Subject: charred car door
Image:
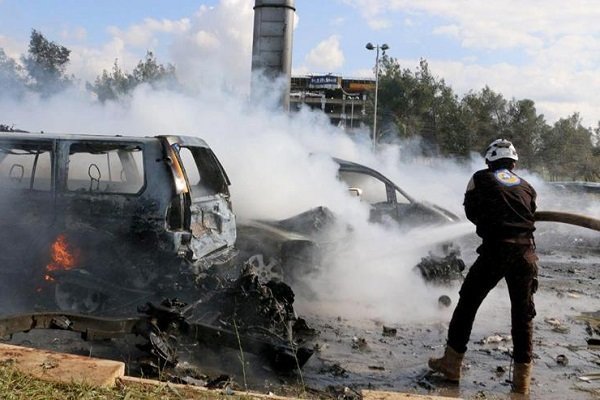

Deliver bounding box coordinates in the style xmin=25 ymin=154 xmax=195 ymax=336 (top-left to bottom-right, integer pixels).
xmin=55 ymin=140 xmax=157 ymax=281
xmin=0 ymin=138 xmax=56 ymax=288
xmin=58 ymin=139 xmax=147 ymax=232
xmin=162 ymin=136 xmax=236 ymax=266
xmin=337 ymin=168 xmax=400 ymax=223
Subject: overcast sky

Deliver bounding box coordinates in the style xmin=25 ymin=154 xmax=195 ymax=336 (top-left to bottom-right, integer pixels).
xmin=1 ymin=0 xmax=600 ymax=127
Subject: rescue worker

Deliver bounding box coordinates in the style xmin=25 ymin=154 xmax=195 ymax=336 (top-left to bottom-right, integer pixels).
xmin=428 ymin=139 xmax=538 ymax=395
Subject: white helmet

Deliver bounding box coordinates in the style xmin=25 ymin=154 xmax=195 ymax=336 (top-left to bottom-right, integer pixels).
xmin=485 ymin=139 xmax=518 ymax=162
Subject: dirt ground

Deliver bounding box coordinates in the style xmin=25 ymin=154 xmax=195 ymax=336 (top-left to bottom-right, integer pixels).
xmin=290 ymin=227 xmax=600 ymax=399
xmin=2 ymin=225 xmax=599 ymax=399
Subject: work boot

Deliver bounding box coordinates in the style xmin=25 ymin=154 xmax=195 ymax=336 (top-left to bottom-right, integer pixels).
xmin=428 ymin=346 xmax=464 ymax=382
xmin=512 ymin=362 xmax=532 ymax=394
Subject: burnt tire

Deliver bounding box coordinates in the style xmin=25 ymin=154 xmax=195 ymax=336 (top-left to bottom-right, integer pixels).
xmin=54 ymin=282 xmax=106 ymax=314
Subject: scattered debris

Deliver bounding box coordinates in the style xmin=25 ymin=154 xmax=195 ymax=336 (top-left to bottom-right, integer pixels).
xmin=544 ymin=317 xmax=562 ymax=327
xmin=544 ymin=317 xmax=570 ymax=333
xmin=39 ymin=358 xmax=59 ymax=370
xmin=495 ymin=365 xmax=506 ymax=376
xmin=324 ymin=385 xmax=361 ymax=400
xmin=478 ymin=334 xmax=512 ymax=345
xmin=576 ymin=311 xmax=600 ymax=336
xmin=416 ymin=374 xmax=436 ymax=391
xmin=351 ymin=337 xmax=368 ymax=351
xmin=587 ymin=338 xmax=600 ymax=348
xmin=382 ymin=326 xmax=397 ymax=337
xmin=481 ymin=335 xmax=504 ymax=344
xmin=205 ymin=374 xmax=233 ymax=390
xmin=320 ymin=363 xmax=348 ymax=377
xmin=178 ymin=375 xmax=208 ymax=387
xmin=553 ymin=325 xmax=571 ymax=334
xmin=438 ymin=295 xmax=452 ymax=308
xmin=0 ymin=267 xmax=315 ymax=377
xmin=293 ymin=317 xmax=318 ymax=337
xmin=414 ymin=243 xmax=465 ymax=284
xmin=578 ymin=372 xmax=600 ymax=382
xmin=313 ymin=342 xmax=329 ymax=352
xmin=556 ymin=354 xmax=569 ymax=366
xmin=195 ymin=264 xmax=298 ymax=340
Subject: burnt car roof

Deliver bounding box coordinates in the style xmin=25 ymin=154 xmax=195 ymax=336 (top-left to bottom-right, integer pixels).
xmin=0 ymin=131 xmax=210 ymax=148
xmin=332 ymin=157 xmax=416 ymax=203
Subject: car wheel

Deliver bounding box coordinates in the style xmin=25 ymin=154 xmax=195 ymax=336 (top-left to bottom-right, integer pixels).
xmin=55 ymin=282 xmax=105 ymax=314
xmin=246 ymin=254 xmax=284 ymax=283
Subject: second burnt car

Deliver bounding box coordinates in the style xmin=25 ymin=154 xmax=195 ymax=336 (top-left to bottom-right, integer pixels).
xmin=0 ymin=131 xmax=236 ymax=314
xmin=334 ymin=157 xmax=459 ymax=226
xmin=235 ymin=157 xmax=461 ymax=285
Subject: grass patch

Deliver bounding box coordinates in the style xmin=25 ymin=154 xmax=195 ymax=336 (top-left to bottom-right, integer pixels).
xmin=0 ymin=361 xmax=256 ymax=400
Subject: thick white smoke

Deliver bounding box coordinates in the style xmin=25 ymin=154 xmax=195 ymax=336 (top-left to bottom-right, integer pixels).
xmin=1 ymin=74 xmax=481 ymax=323
xmin=2 ymin=0 xmax=596 ymax=326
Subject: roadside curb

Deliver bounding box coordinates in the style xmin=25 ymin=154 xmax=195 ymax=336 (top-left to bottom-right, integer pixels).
xmin=0 ymin=342 xmax=124 ymax=387
xmin=1 ymin=343 xmax=461 ymax=399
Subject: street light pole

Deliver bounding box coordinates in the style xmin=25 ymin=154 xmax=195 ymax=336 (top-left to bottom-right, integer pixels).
xmin=366 ymin=42 xmax=389 ymax=148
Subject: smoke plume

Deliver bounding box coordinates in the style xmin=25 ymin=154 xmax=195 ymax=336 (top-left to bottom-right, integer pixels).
xmin=1 ymin=0 xmax=597 ymax=325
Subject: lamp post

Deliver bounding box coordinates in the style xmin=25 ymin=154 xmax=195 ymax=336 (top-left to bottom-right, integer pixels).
xmin=366 ymin=42 xmax=389 ymax=148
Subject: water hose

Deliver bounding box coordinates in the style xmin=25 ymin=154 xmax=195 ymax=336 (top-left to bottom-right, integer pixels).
xmin=535 ymin=211 xmax=600 ymax=232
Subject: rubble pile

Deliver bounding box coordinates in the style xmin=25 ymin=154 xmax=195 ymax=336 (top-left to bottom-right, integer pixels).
xmin=414 ymin=244 xmax=466 ymax=284
xmin=195 ymin=264 xmax=297 ymax=340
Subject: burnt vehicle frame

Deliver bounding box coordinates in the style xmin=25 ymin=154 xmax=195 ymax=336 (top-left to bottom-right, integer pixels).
xmin=236 ymin=158 xmax=462 ymax=286
xmin=0 ymin=131 xmax=236 ymax=314
xmin=333 ymin=157 xmax=459 ymax=226
xmin=0 ymin=300 xmax=313 ymax=374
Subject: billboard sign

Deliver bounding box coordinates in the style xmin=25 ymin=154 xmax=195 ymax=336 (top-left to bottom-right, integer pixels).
xmin=308 ymin=75 xmax=341 ymax=89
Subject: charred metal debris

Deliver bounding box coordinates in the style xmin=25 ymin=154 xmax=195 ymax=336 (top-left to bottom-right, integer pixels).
xmin=0 ymin=265 xmax=314 ymax=374
xmin=414 ymin=243 xmax=466 ymax=284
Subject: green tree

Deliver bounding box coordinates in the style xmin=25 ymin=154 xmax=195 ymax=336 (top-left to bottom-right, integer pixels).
xmin=86 ymin=59 xmax=134 ymax=102
xmin=539 ymin=114 xmax=597 ymax=180
xmin=21 ymin=30 xmax=72 ymax=95
xmin=87 ymin=51 xmax=177 ymax=102
xmin=504 ymin=99 xmax=547 ymax=169
xmin=131 ymin=51 xmax=176 ymax=85
xmin=459 ymin=87 xmax=509 ymax=153
xmin=374 ymin=56 xmax=598 ymax=178
xmin=376 ymin=57 xmax=462 ymax=156
xmin=0 ymin=48 xmax=26 ymax=98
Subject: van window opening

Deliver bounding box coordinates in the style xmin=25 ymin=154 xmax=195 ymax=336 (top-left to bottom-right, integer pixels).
xmin=176 ymin=146 xmax=227 ymax=198
xmin=67 ymin=143 xmax=144 ymax=194
xmin=0 ymin=143 xmax=53 ymax=191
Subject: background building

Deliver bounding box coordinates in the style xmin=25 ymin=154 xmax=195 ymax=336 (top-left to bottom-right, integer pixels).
xmin=290 ymin=75 xmax=375 ymax=130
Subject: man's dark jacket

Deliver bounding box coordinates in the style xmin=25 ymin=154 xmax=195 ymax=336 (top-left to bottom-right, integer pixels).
xmin=464 ymin=168 xmax=537 ymax=242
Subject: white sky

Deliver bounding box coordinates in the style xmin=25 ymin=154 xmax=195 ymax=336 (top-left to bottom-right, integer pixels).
xmin=1 ymin=0 xmax=600 ymax=126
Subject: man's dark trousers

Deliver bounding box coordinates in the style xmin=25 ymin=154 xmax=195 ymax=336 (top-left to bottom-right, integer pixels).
xmin=447 ymin=242 xmax=538 ymax=363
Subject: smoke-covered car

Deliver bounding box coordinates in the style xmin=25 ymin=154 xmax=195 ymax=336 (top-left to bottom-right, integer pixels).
xmin=236 ymin=158 xmax=461 ymax=285
xmin=334 ymin=157 xmax=459 ymax=225
xmin=0 ymin=131 xmax=236 ymax=314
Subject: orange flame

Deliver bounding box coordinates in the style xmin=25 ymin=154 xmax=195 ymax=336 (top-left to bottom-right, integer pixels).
xmin=46 ymin=234 xmax=79 ymax=278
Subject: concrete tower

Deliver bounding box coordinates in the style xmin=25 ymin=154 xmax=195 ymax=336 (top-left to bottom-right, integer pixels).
xmin=251 ymin=0 xmax=296 ymax=111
